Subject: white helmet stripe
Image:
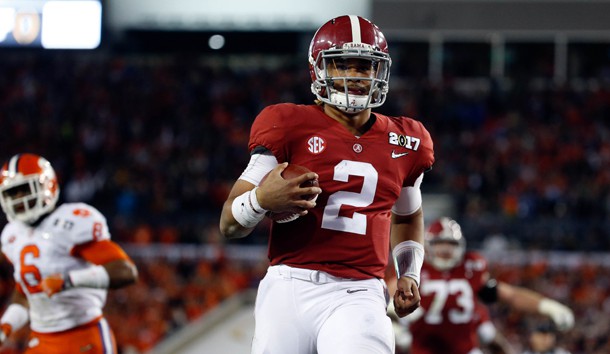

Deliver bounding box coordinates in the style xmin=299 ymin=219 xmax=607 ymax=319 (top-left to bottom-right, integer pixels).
xmin=8 ymin=154 xmax=20 ymax=177
xmin=348 ymin=15 xmax=361 ymax=43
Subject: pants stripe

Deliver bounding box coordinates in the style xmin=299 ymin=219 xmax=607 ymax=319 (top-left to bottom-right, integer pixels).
xmin=97 ymin=318 xmax=114 ymax=354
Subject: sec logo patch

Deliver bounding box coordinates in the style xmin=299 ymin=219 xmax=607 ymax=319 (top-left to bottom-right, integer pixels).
xmin=307 ymin=136 xmax=326 ymax=154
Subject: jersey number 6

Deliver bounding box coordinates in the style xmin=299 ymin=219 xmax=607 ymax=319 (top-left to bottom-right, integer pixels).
xmin=20 ymin=245 xmax=42 ymax=294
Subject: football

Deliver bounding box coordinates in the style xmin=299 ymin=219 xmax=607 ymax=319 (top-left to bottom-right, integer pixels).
xmin=261 ymin=164 xmax=319 ymax=223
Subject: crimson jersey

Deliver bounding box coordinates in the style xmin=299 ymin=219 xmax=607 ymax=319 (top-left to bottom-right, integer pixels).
xmin=474 ymin=301 xmax=491 ymax=328
xmin=409 ymin=252 xmax=489 ymax=354
xmin=249 ymin=103 xmax=434 ymax=279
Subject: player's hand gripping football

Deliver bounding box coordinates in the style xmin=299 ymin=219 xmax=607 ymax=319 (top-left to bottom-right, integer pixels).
xmin=41 ymin=274 xmax=68 ymax=297
xmin=393 ymin=276 xmax=421 ymax=318
xmin=257 ymin=163 xmax=322 ymax=215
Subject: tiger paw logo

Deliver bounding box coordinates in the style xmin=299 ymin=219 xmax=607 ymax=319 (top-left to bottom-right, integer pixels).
xmin=72 ymin=209 xmax=91 ymax=217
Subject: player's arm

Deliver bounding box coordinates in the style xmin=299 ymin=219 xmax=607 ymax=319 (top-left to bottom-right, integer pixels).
xmin=478 ymin=321 xmax=515 ymax=354
xmin=473 ymin=302 xmax=514 ymax=354
xmin=0 ymin=285 xmax=29 ymax=345
xmin=220 ymin=178 xmax=260 ymax=239
xmin=390 ymin=173 xmax=425 ymax=317
xmin=219 ymin=151 xmax=321 ymax=239
xmin=496 ymin=281 xmax=574 ymax=331
xmin=41 ymin=240 xmax=138 ymax=297
xmin=478 ymin=278 xmax=575 ymax=331
xmin=485 ymin=334 xmax=515 ymax=354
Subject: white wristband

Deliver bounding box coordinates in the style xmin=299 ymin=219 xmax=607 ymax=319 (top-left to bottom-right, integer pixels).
xmin=231 ymin=188 xmax=267 ymax=228
xmin=392 ymin=241 xmax=425 ymax=287
xmin=0 ymin=304 xmax=29 ymax=333
xmin=67 ymin=265 xmax=110 ymax=289
xmin=249 ymin=187 xmax=266 ymax=214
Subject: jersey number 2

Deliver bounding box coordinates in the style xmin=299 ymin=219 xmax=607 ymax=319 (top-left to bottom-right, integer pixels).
xmin=321 ymin=160 xmax=378 ymax=235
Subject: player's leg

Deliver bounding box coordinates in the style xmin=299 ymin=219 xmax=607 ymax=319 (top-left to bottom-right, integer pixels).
xmin=251 ymin=266 xmax=316 ymax=354
xmin=25 ymin=318 xmax=117 ymax=354
xmin=317 ymin=279 xmax=395 ymax=354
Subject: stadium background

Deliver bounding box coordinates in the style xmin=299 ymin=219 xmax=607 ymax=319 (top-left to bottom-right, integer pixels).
xmin=0 ymin=0 xmax=609 ymax=353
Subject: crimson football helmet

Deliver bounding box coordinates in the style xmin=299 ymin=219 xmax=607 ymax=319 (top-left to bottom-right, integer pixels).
xmin=424 ymin=217 xmax=466 ymax=271
xmin=308 ymin=15 xmax=391 ymax=113
xmin=0 ymin=153 xmax=59 ymax=224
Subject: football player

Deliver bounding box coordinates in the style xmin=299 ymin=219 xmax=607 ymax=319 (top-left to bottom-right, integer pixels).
xmin=388 ymin=217 xmax=574 ymax=354
xmin=0 ymin=153 xmax=138 ymax=354
xmin=219 ymin=15 xmax=435 ymax=354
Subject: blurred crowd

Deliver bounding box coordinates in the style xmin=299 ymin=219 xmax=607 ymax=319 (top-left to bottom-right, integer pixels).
xmin=0 ymin=51 xmax=608 ymax=248
xmin=0 ymin=50 xmax=608 ymax=352
xmin=489 ymin=260 xmax=610 ymax=354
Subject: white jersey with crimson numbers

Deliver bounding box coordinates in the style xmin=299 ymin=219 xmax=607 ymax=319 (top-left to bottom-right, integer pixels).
xmin=1 ymin=202 xmax=110 ymax=333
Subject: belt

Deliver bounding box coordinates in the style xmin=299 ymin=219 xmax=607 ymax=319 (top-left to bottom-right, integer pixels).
xmin=271 ymin=265 xmax=350 ymax=284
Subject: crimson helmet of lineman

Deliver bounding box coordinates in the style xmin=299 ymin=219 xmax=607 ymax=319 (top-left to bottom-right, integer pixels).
xmin=308 ymin=15 xmax=391 ymax=114
xmin=0 ymin=153 xmax=60 ymax=224
xmin=424 ymin=217 xmax=466 ymax=271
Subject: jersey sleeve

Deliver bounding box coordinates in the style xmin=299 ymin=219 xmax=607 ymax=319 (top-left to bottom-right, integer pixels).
xmin=0 ymin=226 xmax=11 ymax=258
xmin=54 ymin=203 xmax=111 ymax=249
xmin=248 ymin=104 xmax=298 ymax=162
xmin=404 ymin=119 xmax=435 ymax=186
xmin=0 ymin=223 xmax=18 ymax=263
xmin=467 ymin=251 xmax=491 ymax=292
xmin=71 ymin=240 xmax=131 ymax=265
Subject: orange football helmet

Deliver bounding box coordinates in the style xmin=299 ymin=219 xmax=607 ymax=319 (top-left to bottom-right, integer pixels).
xmin=0 ymin=153 xmax=59 ymax=223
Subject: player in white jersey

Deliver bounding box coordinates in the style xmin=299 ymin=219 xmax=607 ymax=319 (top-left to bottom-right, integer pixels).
xmin=0 ymin=153 xmax=138 ymax=354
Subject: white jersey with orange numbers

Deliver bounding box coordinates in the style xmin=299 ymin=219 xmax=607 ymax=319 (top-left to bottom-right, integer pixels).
xmin=1 ymin=202 xmax=110 ymax=333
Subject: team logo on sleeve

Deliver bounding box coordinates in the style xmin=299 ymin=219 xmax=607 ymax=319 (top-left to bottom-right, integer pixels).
xmin=307 ymin=136 xmax=326 ymax=154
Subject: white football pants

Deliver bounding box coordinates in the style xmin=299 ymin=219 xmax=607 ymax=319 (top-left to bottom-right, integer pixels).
xmin=251 ymin=265 xmax=395 ymax=354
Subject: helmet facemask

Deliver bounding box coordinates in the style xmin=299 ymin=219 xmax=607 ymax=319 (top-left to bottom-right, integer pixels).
xmin=310 ymin=45 xmax=391 ymax=113
xmin=426 ymin=239 xmax=465 ymax=271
